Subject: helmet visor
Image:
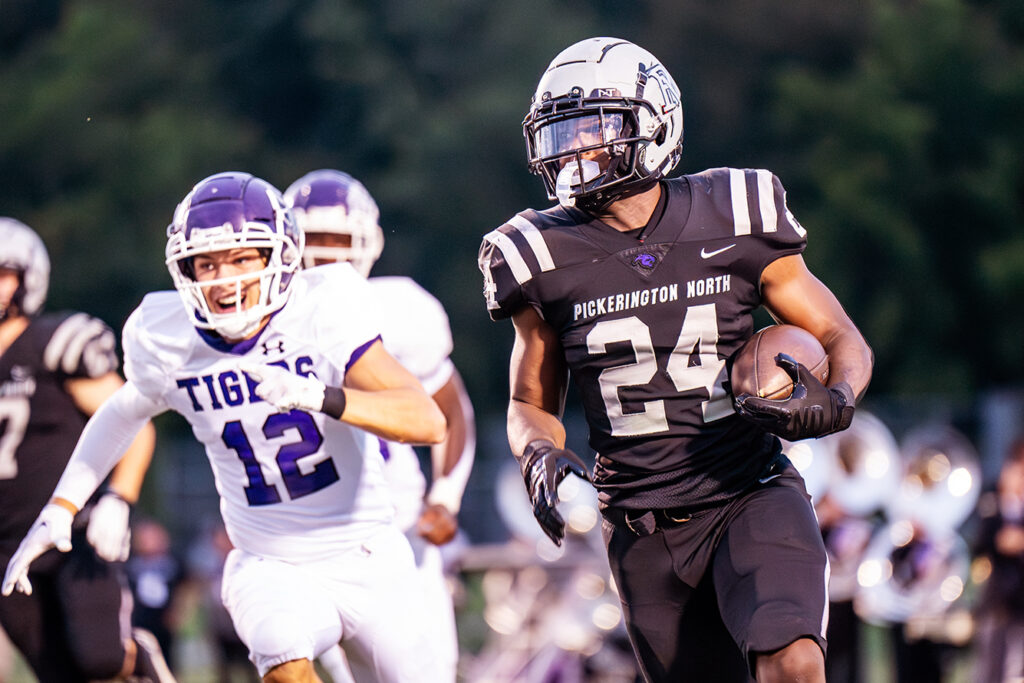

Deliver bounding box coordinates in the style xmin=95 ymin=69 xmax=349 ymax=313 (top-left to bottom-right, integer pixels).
xmin=536 ymin=112 xmax=625 ymax=159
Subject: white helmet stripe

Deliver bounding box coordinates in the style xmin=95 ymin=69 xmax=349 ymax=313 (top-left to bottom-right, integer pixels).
xmin=508 ymin=215 xmax=556 ymax=272
xmin=730 ymin=168 xmax=752 ymax=236
xmin=756 ymin=170 xmax=778 ymax=233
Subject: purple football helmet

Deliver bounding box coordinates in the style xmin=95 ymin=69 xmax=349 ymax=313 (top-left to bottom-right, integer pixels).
xmin=284 ymin=170 xmax=383 ymax=277
xmin=165 ymin=172 xmax=303 ymax=339
xmin=0 ymin=218 xmax=50 ymax=320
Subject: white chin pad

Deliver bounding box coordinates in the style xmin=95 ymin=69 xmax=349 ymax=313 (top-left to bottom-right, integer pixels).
xmin=555 ymin=159 xmax=601 ymax=208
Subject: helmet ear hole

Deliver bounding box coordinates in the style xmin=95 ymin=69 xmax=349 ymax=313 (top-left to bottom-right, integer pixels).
xmin=180 ymin=257 xmax=196 ymax=281
xmin=654 ymin=122 xmax=667 ymax=146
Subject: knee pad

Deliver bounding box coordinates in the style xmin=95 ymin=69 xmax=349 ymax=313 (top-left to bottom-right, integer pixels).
xmin=244 ymin=612 xmax=315 ymax=663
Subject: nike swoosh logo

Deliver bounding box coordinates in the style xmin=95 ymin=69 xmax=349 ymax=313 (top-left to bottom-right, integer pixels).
xmin=700 ymin=244 xmax=736 ymax=259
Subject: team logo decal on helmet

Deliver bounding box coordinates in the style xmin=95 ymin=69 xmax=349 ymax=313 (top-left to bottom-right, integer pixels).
xmin=523 ymin=37 xmax=684 ymax=211
xmin=0 ymin=218 xmax=51 ymax=320
xmin=165 ymin=172 xmax=303 ymax=340
xmin=284 ymin=169 xmax=383 ymax=277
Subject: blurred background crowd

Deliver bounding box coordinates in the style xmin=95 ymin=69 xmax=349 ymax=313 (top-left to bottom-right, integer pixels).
xmin=1 ymin=0 xmax=1022 ymax=680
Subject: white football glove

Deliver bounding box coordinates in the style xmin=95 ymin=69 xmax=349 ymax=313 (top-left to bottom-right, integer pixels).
xmin=86 ymin=492 xmax=132 ymax=562
xmin=2 ymin=503 xmax=74 ymax=596
xmin=240 ymin=361 xmax=326 ymax=413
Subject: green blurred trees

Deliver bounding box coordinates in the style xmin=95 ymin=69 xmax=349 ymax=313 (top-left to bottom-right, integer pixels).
xmin=0 ymin=0 xmax=1020 ymax=407
xmin=771 ymin=0 xmax=1024 ymax=396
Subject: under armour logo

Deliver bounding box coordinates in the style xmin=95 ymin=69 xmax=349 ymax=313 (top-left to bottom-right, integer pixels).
xmin=261 ymin=340 xmax=285 ymax=355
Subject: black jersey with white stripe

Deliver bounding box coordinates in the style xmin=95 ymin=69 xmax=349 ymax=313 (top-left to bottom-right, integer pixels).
xmin=0 ymin=312 xmax=118 ymax=555
xmin=479 ymin=168 xmax=807 ymax=510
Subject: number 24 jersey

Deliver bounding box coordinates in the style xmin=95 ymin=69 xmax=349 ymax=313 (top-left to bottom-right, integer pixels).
xmin=479 ymin=168 xmax=807 ymax=510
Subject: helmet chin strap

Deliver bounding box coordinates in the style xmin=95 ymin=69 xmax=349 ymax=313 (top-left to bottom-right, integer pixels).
xmin=576 ymin=176 xmax=659 ymax=214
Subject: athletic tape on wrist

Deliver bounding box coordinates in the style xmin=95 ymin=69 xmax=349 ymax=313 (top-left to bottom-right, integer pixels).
xmin=322 ymin=387 xmax=347 ymax=420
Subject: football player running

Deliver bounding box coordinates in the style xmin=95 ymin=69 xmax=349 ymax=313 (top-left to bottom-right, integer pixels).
xmin=478 ymin=38 xmax=873 ymax=682
xmin=0 ymin=219 xmax=172 ymax=682
xmin=2 ymin=173 xmax=448 ymax=683
xmin=285 ymin=169 xmax=475 ymax=683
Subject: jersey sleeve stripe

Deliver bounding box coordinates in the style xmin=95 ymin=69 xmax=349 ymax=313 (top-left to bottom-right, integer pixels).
xmin=43 ymin=313 xmax=114 ymax=375
xmin=729 ymin=168 xmax=752 ymax=236
xmin=483 ymin=228 xmax=534 ymax=285
xmin=786 ymin=206 xmax=808 ymax=238
xmin=508 ymin=215 xmax=556 ymax=272
xmin=756 ymin=169 xmax=778 ymax=233
xmin=345 ymin=334 xmax=383 ymax=372
xmin=61 ymin=320 xmax=112 ymax=375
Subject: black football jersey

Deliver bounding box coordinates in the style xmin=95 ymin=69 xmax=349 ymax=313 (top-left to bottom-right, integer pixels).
xmin=0 ymin=312 xmax=118 ymax=555
xmin=479 ymin=168 xmax=807 ymax=509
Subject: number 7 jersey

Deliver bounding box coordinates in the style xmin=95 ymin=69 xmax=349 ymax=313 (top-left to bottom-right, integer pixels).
xmin=479 ymin=168 xmax=807 ymax=510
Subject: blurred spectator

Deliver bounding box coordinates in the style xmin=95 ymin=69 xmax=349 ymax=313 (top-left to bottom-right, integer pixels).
xmin=971 ymin=438 xmax=1024 ymax=683
xmin=126 ymin=518 xmax=185 ymax=668
xmin=187 ymin=522 xmax=255 ymax=683
xmin=814 ymin=494 xmax=869 ymax=683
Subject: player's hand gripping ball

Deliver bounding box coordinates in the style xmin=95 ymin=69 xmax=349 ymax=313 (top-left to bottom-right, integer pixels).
xmin=730 ymin=324 xmax=829 ymax=399
xmin=731 ymin=325 xmax=854 ymax=440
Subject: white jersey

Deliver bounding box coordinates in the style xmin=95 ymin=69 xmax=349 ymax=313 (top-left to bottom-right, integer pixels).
xmin=122 ymin=264 xmax=394 ymax=562
xmin=366 ymin=276 xmax=454 ymax=531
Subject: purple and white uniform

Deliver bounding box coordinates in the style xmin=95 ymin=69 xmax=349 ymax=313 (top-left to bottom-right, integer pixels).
xmin=365 ymin=275 xmax=471 ymax=682
xmin=54 ymin=264 xmax=441 ymax=680
xmin=122 ymin=264 xmax=395 ymax=560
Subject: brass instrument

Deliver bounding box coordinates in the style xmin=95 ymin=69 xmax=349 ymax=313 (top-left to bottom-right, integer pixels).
xmin=785 ymin=411 xmax=902 ymax=601
xmin=852 ymin=424 xmax=980 ymax=641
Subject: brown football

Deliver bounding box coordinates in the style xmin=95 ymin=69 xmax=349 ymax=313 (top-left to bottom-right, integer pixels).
xmin=730 ymin=324 xmax=830 ymax=399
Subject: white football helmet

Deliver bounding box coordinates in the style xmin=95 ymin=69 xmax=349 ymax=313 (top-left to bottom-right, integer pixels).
xmin=523 ymin=37 xmax=684 ymax=211
xmin=165 ymin=172 xmax=303 ymax=340
xmin=284 ymin=170 xmax=383 ymax=277
xmin=0 ymin=217 xmax=50 ymax=320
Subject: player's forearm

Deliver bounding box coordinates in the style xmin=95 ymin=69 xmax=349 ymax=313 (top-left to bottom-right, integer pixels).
xmin=431 ymin=371 xmax=474 ymax=477
xmin=53 ymin=383 xmax=163 ymax=510
xmin=821 ymin=327 xmax=873 ymax=403
xmin=341 ymin=387 xmax=447 ymax=444
xmin=508 ymin=398 xmax=566 ymax=457
xmin=427 ymin=374 xmax=476 ymax=513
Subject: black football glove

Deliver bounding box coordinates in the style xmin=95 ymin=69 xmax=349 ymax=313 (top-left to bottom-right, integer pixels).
xmin=519 ymin=440 xmax=592 ymax=546
xmin=734 ymin=353 xmax=855 ymax=441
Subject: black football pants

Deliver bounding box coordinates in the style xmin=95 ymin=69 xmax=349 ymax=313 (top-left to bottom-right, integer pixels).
xmin=602 ymin=466 xmax=828 ymax=682
xmin=0 ymin=540 xmax=130 ymax=682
